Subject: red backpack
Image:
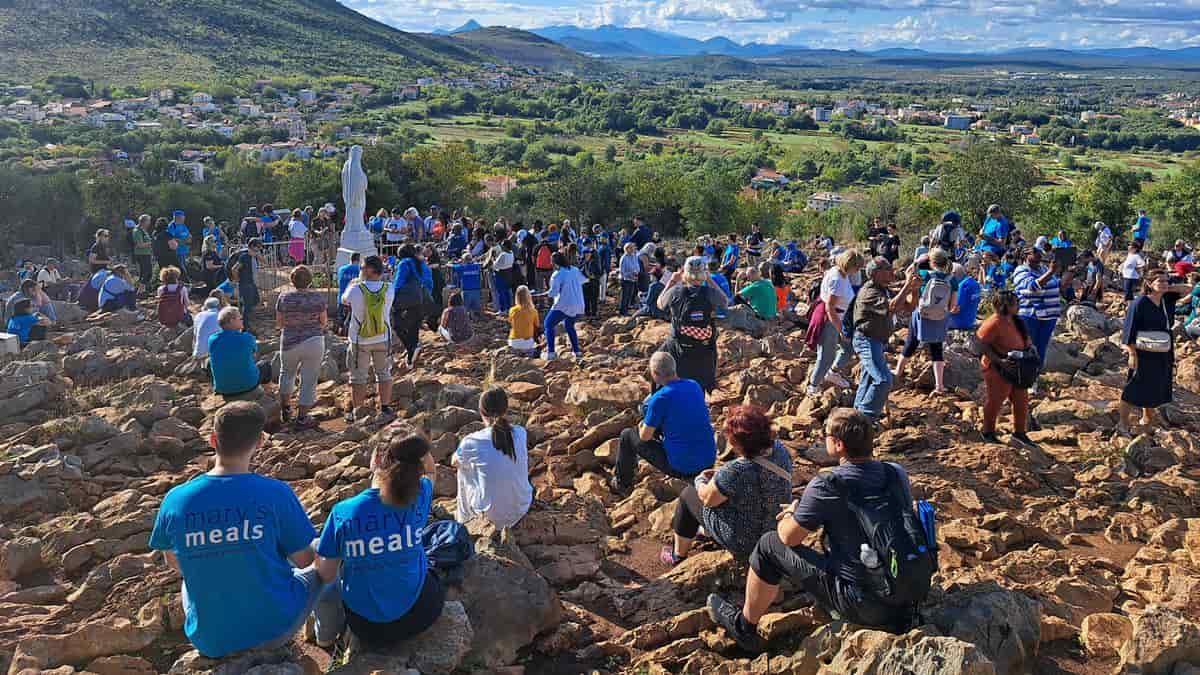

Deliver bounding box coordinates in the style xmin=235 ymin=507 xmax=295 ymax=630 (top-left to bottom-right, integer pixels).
xmin=158 ymin=284 xmax=186 ymax=326
xmin=536 ymin=243 xmax=554 ymax=270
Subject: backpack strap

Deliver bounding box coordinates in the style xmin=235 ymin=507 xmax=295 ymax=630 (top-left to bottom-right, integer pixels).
xmin=752 ymin=456 xmax=794 ymax=483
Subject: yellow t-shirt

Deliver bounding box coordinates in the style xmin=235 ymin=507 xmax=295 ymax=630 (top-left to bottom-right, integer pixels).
xmin=508 ymin=305 xmax=539 ymax=340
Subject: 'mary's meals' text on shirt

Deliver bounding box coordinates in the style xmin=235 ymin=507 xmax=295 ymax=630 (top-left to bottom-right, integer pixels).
xmin=148 ymin=474 xmax=317 ymax=658
xmin=317 ymin=481 xmax=433 ymax=623
xmin=643 ymin=378 xmax=716 ymax=476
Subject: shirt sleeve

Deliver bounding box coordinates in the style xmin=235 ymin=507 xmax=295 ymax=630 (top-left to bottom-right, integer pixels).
xmin=315 ymin=510 xmax=340 ymax=559
xmin=148 ymin=503 xmax=174 ymax=551
xmin=711 ymin=461 xmax=740 ymax=498
xmin=1122 ymin=297 xmax=1141 ymax=346
xmin=643 ymin=390 xmax=665 ymax=429
xmin=276 ymin=484 xmax=317 ymax=557
xmin=792 ymin=474 xmax=833 ymax=530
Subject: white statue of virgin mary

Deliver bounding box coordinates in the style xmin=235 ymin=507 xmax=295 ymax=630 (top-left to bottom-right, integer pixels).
xmin=337 ymin=145 xmax=377 ymax=264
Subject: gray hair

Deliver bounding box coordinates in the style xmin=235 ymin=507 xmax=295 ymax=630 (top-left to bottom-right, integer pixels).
xmin=683 ymin=256 xmax=708 ymax=286
xmin=217 ymin=306 xmax=242 ymax=329
xmin=649 ymin=351 xmax=677 ymax=380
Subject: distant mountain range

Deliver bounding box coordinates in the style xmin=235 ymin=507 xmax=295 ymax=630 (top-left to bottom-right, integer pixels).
xmin=531 ymin=24 xmax=798 ymax=58
xmin=432 ymin=19 xmax=483 ymax=36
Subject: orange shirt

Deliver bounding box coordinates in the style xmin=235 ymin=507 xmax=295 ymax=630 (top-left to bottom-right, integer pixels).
xmin=976 ymin=315 xmax=1030 ymax=369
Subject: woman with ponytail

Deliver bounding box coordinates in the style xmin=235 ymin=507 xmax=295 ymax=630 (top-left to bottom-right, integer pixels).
xmin=313 ymin=434 xmax=445 ymax=648
xmin=453 ymin=387 xmax=532 ymax=528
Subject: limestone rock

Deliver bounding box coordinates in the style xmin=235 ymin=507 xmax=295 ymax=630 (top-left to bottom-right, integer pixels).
xmin=927 ymin=585 xmax=1041 ymax=675
xmin=328 ymin=601 xmax=472 ymax=675
xmin=564 ymin=379 xmax=646 ymax=414
xmin=789 ymin=622 xmax=998 ymax=675
xmin=1081 ymin=612 xmax=1133 ymax=658
xmin=1119 ymin=607 xmax=1200 ymax=675
xmin=0 ymin=536 xmax=44 ymax=580
xmin=10 ymin=615 xmax=161 ymax=672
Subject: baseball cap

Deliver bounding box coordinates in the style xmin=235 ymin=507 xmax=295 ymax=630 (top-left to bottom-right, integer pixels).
xmin=173 ymin=209 xmax=185 ymax=217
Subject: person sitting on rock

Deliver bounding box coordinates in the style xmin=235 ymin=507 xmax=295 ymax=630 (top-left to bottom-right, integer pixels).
xmin=732 ymin=264 xmax=778 ymax=320
xmin=507 ymin=285 xmax=540 ymax=355
xmin=661 ymin=405 xmax=792 ymax=566
xmin=634 ymin=266 xmax=668 ymax=320
xmin=209 ymin=307 xmax=273 ymax=398
xmin=148 ymin=402 xmax=323 ymax=658
xmin=610 ymin=352 xmax=717 ymax=495
xmin=97 ymin=264 xmax=139 ymax=314
xmin=438 ymin=291 xmax=474 ymax=344
xmin=6 ymin=298 xmax=50 ymax=347
xmin=313 ymin=433 xmax=445 ymax=649
xmin=157 ymin=266 xmax=192 ymax=328
xmin=707 ymin=408 xmax=921 ymax=651
xmin=4 ymin=278 xmax=55 ymax=326
xmin=454 ymin=386 xmax=533 ymax=529
xmin=192 ymin=295 xmax=225 ymax=368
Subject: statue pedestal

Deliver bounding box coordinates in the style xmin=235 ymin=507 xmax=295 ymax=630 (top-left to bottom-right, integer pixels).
xmin=335 ymin=227 xmax=377 ymax=269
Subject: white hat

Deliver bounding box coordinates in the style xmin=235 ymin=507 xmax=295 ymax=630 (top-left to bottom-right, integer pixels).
xmin=323 ymin=203 xmax=336 ymax=213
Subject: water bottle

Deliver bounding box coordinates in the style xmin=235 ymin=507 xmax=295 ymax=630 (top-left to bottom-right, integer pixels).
xmin=859 ymin=543 xmax=880 ymax=570
xmin=860 ymin=544 xmax=890 ymax=597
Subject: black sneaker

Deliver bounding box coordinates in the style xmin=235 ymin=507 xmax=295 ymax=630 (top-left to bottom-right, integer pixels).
xmin=281 ymin=405 xmax=292 ymax=423
xmin=1027 ymin=416 xmax=1042 ymax=432
xmin=981 ymin=431 xmax=1000 ymax=444
xmin=607 ymin=473 xmax=632 ymax=498
xmin=1012 ymin=432 xmax=1040 ymax=449
xmin=707 ymin=594 xmax=764 ymax=652
xmin=380 ymin=405 xmax=395 ymax=417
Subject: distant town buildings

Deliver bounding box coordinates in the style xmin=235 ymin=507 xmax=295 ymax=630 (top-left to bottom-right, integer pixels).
xmin=943 ymin=114 xmax=972 ymax=131
xmin=807 ymin=191 xmax=846 ymax=212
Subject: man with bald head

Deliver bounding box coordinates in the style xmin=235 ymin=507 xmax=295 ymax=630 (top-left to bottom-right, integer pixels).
xmin=610 ymin=352 xmax=717 ymax=495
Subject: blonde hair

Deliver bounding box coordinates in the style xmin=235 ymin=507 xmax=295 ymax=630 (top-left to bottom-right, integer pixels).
xmin=624 ymin=242 xmax=637 ymax=255
xmin=930 ymin=248 xmax=951 ymax=272
xmin=159 ymin=266 xmax=180 ymax=284
xmin=514 ymin=285 xmax=535 ymax=312
xmin=202 ymin=234 xmax=217 ymax=254
xmin=834 ymin=249 xmax=864 ymax=274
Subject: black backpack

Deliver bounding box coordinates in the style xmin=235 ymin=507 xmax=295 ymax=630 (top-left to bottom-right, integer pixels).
xmin=672 ymin=285 xmax=715 ymax=347
xmin=829 ymin=463 xmax=937 ymax=609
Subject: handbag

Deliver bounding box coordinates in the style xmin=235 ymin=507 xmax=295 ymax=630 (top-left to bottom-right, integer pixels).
xmin=1135 ymin=331 xmax=1172 ymax=353
xmin=995 ymin=347 xmax=1041 ymax=390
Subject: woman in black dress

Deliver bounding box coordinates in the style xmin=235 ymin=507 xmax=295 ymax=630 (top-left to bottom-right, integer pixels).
xmin=1120 ymin=268 xmax=1174 ymax=435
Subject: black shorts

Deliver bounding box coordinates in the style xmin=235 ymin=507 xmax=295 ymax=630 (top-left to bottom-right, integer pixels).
xmin=347 ymin=571 xmax=446 ymax=648
xmin=749 ymin=531 xmax=902 ymax=630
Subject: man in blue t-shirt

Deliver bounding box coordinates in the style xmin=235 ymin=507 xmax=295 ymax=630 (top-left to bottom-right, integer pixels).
xmin=630 ymin=217 xmax=653 ymax=249
xmin=336 ymin=252 xmax=361 ymax=329
xmin=611 ymin=352 xmax=716 ymax=494
xmin=148 ymin=402 xmax=321 ymax=658
xmin=949 ymin=263 xmax=981 ymax=331
xmin=208 ymin=307 xmax=272 ymax=397
xmin=976 ymin=204 xmax=1010 ymax=257
xmin=167 ymin=210 xmax=192 ymax=281
xmin=1133 ymin=209 xmax=1151 ymax=243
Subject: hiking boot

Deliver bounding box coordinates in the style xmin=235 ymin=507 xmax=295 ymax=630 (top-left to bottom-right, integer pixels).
xmin=607 ymin=473 xmax=631 ymax=498
xmin=706 ymin=594 xmax=764 ymax=653
xmin=980 ymin=431 xmax=1000 ymax=444
xmin=293 ymin=415 xmax=319 ymax=431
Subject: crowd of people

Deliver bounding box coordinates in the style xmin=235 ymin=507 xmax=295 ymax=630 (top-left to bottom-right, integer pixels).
xmin=5 ymin=197 xmax=1194 ymax=660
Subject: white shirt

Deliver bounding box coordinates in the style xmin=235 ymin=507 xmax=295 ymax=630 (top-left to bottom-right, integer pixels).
xmin=1120 ymin=253 xmax=1145 ymax=280
xmin=455 ymin=426 xmax=532 ymax=529
xmin=193 ymin=309 xmax=221 ymax=358
xmin=342 ymin=280 xmax=394 ymax=345
xmin=384 ymin=218 xmax=405 ymax=242
xmin=493 ymin=250 xmax=514 ymax=271
xmin=820 ymin=267 xmax=854 ymax=315
xmin=37 ymin=268 xmax=62 ymax=287
xmin=1096 ymin=227 xmax=1113 ymax=252
xmin=549 ymin=266 xmax=587 ymax=317
xmin=288 ymin=219 xmax=307 ymax=239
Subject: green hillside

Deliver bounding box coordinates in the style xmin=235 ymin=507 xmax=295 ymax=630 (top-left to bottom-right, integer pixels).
xmin=0 ymin=0 xmax=482 ymax=84
xmin=450 ymin=27 xmax=605 ymax=74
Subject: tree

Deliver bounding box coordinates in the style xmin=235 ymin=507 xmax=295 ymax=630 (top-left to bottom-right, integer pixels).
xmin=1075 ymin=167 xmax=1144 ymax=233
xmin=681 ymin=164 xmax=742 ymax=236
xmin=938 ymin=142 xmax=1040 ymax=230
xmin=604 ymin=144 xmax=617 ymax=162
xmin=403 ymin=143 xmax=482 ymax=210
xmin=81 ymin=168 xmax=151 ymax=231
xmin=273 ymin=159 xmax=341 ymax=213
xmin=1134 ymin=161 xmax=1200 ymax=246
xmin=705 ymin=119 xmax=728 ymax=137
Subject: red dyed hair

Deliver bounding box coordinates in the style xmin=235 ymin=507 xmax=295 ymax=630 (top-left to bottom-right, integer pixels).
xmin=723 ymin=406 xmax=774 ymax=458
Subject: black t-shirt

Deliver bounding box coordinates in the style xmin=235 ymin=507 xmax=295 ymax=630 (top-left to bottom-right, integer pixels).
xmin=152 ymin=231 xmax=175 ymax=262
xmin=879 ymin=234 xmax=901 ymax=262
xmin=88 ymin=242 xmax=110 ymax=272
xmin=1164 ymin=275 xmax=1187 ymax=326
xmin=793 ymin=460 xmax=913 ymax=586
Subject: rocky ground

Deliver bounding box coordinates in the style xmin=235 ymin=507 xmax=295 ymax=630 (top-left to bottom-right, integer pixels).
xmin=1 ymin=275 xmax=1200 ymax=675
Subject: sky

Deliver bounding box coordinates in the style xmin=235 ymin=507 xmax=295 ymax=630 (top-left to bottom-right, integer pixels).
xmin=341 ymin=0 xmax=1200 ymax=51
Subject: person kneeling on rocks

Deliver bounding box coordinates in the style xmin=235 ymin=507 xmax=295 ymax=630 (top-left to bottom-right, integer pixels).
xmin=708 ymin=408 xmax=932 ymax=651
xmin=661 ymin=405 xmax=792 ymax=566
xmin=148 ymin=402 xmax=323 ymax=658
xmin=610 ymin=352 xmax=717 ymax=495
xmin=313 ymin=434 xmax=446 ymax=648
xmin=209 ymin=307 xmax=273 ymax=398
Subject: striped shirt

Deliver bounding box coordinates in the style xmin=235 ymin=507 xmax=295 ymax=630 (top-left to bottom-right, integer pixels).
xmin=1012 ymin=264 xmax=1061 ymax=320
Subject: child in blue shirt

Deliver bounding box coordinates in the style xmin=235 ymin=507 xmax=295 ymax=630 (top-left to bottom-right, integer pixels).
xmin=6 ymin=298 xmax=48 ymax=346
xmin=148 ymin=402 xmax=320 ymax=658
xmin=313 ymin=434 xmax=444 ymax=648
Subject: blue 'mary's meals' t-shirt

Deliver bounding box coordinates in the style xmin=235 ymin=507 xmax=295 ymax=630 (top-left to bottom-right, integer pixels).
xmin=722 ymin=244 xmax=740 ymax=268
xmin=7 ymin=313 xmax=38 ymax=344
xmin=337 ymin=264 xmax=360 ymax=300
xmin=978 ymin=216 xmax=1010 ymax=255
xmin=949 ymin=276 xmax=981 ymax=331
xmin=316 ymin=481 xmax=432 ymax=623
xmin=643 ymin=378 xmax=716 ymax=476
xmin=148 ymin=473 xmax=317 ymax=658
xmin=208 ymin=329 xmax=259 ymax=395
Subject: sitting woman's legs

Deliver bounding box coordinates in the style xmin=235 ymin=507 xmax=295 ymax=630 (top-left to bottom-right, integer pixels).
xmin=345 ymin=572 xmax=446 ymax=648
xmin=672 ymin=486 xmax=703 ymax=557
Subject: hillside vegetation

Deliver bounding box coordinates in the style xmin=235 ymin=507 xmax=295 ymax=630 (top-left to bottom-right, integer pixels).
xmin=0 ymin=0 xmax=482 ymax=84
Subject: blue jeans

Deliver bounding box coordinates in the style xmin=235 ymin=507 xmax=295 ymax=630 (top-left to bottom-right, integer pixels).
xmin=544 ymin=309 xmax=580 ymax=355
xmin=809 ymin=319 xmax=851 ymax=389
xmin=182 ymin=567 xmax=324 ymax=655
xmin=492 ymin=272 xmax=512 ymax=313
xmin=853 ymin=334 xmax=893 ymax=419
xmin=1021 ymin=316 xmax=1057 ymax=369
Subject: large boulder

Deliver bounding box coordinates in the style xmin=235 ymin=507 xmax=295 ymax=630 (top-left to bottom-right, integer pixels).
xmin=0 ymin=536 xmax=44 ymax=580
xmin=9 ymin=611 xmax=162 ymax=672
xmin=459 ymin=525 xmax=562 ymax=668
xmin=167 ymin=645 xmax=301 ymax=675
xmin=1119 ymin=606 xmax=1200 ymax=675
xmin=1043 ymin=339 xmax=1091 ymax=375
xmin=564 ymin=379 xmax=647 ymax=415
xmin=788 ymin=622 xmax=997 ymax=675
xmin=1062 ymin=303 xmax=1121 ymax=339
xmin=328 ymin=601 xmax=472 ymax=675
xmin=927 ymin=585 xmax=1041 ymax=675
